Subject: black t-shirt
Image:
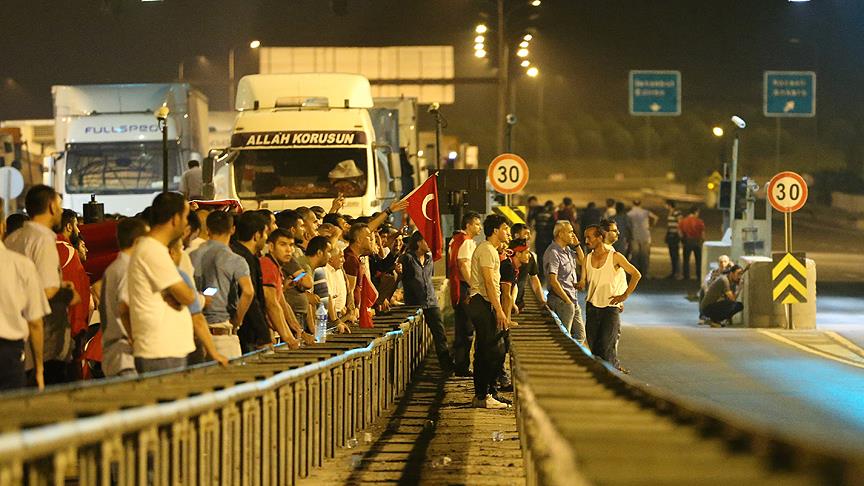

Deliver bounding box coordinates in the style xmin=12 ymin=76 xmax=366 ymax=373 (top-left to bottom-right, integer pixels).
xmin=516 ymin=254 xmax=539 ymax=306
xmin=500 ymin=258 xmax=518 ymax=286
xmin=231 ymin=240 xmax=271 ymax=347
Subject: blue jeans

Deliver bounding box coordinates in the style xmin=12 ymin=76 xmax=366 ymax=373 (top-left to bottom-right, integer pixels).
xmin=548 ymin=293 xmax=584 ymax=342
xmin=135 ymin=356 xmax=187 ymax=374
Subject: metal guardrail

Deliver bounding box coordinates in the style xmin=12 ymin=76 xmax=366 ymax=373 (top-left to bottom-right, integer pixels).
xmin=0 ymin=306 xmax=430 ymax=485
xmin=510 ymin=293 xmax=864 ymax=486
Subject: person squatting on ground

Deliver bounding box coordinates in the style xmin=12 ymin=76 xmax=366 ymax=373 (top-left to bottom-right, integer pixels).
xmin=580 ymin=224 xmax=641 ymax=372
xmin=700 ymin=264 xmax=745 ymax=327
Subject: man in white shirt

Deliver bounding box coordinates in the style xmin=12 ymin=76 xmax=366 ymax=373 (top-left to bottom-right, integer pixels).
xmin=0 ymin=206 xmax=50 ymax=391
xmin=100 ymin=217 xmax=148 ymax=377
xmin=466 ymin=214 xmax=511 ymax=409
xmin=179 ymin=160 xmax=203 ymax=200
xmin=6 ymin=184 xmax=78 ymax=385
xmin=127 ymin=192 xmax=198 ymax=373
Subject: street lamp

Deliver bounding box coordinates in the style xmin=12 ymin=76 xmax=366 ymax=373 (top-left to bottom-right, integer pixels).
xmin=475 ymin=24 xmax=488 ymax=34
xmin=516 ymin=48 xmax=529 ymax=57
xmin=229 ymin=40 xmax=261 ymax=111
xmin=474 ymin=49 xmax=487 ymax=58
xmin=526 ymin=66 xmax=539 ymax=77
xmin=712 ymin=126 xmax=724 ymax=137
xmin=249 ymin=39 xmax=261 ymax=49
xmin=520 ymin=60 xmax=531 ymax=67
xmin=155 ymin=106 xmax=170 ymax=193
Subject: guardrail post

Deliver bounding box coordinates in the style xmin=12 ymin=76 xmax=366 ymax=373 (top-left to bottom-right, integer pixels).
xmin=261 ymin=390 xmax=277 ymax=485
xmin=277 ymin=385 xmax=294 ymax=486
xmin=294 ymin=379 xmax=308 ymax=479
xmin=322 ymin=367 xmax=334 ymax=459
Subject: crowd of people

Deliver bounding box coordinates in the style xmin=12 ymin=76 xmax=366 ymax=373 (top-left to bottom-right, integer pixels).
xmin=1 ymin=182 xmax=745 ymax=406
xmin=0 ymin=184 xmax=421 ymax=391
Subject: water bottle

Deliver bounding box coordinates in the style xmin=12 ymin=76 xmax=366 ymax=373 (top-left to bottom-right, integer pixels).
xmin=315 ymin=302 xmax=328 ymax=343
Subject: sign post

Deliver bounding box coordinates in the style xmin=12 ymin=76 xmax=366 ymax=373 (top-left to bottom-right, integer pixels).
xmin=764 ymin=71 xmax=816 ymax=172
xmin=488 ymin=153 xmax=529 ymax=207
xmin=629 ymin=70 xmax=681 ymax=116
xmin=768 ymin=171 xmax=809 ymax=329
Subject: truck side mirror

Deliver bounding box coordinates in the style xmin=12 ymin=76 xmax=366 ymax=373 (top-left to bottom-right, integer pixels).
xmin=202 ymin=156 xmax=215 ymax=200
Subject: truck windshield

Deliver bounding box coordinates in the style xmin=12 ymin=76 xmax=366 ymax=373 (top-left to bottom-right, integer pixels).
xmin=233 ymin=147 xmax=368 ymax=200
xmin=65 ymin=142 xmax=181 ymax=194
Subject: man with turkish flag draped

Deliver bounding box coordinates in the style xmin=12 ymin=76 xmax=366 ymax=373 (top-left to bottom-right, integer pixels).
xmin=404 ymin=174 xmax=443 ymax=261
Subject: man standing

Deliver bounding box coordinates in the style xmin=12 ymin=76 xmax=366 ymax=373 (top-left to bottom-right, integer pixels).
xmin=191 ymin=211 xmax=253 ymax=358
xmin=543 ymin=221 xmax=585 ymax=341
xmin=509 ymin=223 xmax=546 ymax=311
xmin=0 ymin=206 xmax=48 ymax=390
xmin=679 ymin=206 xmax=706 ymax=281
xmin=100 ymin=217 xmax=148 ymax=377
xmin=626 ymin=200 xmax=657 ymax=278
xmin=231 ymin=212 xmax=273 ymax=353
xmin=612 ymin=202 xmax=632 ymax=258
xmin=447 ymin=211 xmax=481 ymax=377
xmin=180 ymin=160 xmax=203 ymax=200
xmin=127 ymin=192 xmax=197 ymax=373
xmin=260 ymin=228 xmax=304 ymax=348
xmin=700 ymin=265 xmax=744 ymax=327
xmin=400 ymin=231 xmax=453 ymax=374
xmin=57 ymin=209 xmax=91 ymax=375
xmin=6 ymin=185 xmax=78 ymax=385
xmin=467 ymin=214 xmax=511 ymax=409
xmin=664 ymin=200 xmax=683 ymax=279
xmin=533 ymin=201 xmax=556 ymax=277
xmin=581 ymin=225 xmax=641 ymax=372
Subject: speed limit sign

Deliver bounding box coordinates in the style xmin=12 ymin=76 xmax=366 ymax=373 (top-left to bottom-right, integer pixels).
xmin=488 ymin=153 xmax=529 ymax=194
xmin=768 ymin=171 xmax=808 ymax=213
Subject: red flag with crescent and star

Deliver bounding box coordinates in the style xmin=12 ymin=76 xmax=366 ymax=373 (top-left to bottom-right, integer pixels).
xmin=405 ymin=174 xmax=443 ymax=261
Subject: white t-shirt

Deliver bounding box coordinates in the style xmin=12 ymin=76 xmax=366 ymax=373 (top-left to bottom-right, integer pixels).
xmin=325 ymin=264 xmax=348 ymax=313
xmin=457 ymin=237 xmax=477 ymax=262
xmin=469 ymin=240 xmax=501 ymax=302
xmin=127 ymin=236 xmax=196 ymax=359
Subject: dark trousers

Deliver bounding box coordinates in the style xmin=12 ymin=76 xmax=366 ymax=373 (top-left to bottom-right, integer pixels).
xmin=467 ymin=296 xmax=506 ymax=398
xmin=683 ymin=238 xmax=702 ymax=280
xmin=586 ymin=303 xmax=621 ymax=367
xmin=702 ymin=300 xmax=744 ymax=323
xmin=423 ymin=307 xmax=453 ymax=371
xmin=453 ymin=287 xmax=474 ymax=374
xmin=666 ymin=233 xmax=681 ymax=277
xmin=0 ymin=339 xmax=26 ymax=391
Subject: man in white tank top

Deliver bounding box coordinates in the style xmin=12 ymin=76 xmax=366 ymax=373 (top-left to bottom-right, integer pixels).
xmin=579 ymin=224 xmax=641 ymax=371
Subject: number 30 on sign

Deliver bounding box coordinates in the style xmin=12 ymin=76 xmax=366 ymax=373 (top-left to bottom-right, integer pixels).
xmin=488 ymin=153 xmax=529 ymax=194
xmin=768 ymin=171 xmax=808 ymax=213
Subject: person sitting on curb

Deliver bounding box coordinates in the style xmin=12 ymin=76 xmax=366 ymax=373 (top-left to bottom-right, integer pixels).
xmin=700 ymin=264 xmax=745 ymax=327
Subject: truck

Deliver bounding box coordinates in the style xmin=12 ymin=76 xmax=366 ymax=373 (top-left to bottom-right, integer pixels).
xmin=207 ymin=73 xmax=402 ymax=216
xmin=47 ymin=83 xmax=208 ymax=215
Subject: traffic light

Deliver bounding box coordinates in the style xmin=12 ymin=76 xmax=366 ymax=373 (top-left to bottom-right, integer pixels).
xmin=718 ymin=180 xmax=747 ymax=218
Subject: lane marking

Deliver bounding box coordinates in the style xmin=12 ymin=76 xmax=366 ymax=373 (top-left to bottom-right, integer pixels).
xmin=757 ymin=330 xmax=864 ymax=370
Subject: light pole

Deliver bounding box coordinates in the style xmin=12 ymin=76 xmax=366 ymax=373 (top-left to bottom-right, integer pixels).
xmin=156 ymin=106 xmax=170 ymax=193
xmin=229 ymin=40 xmax=261 ymax=111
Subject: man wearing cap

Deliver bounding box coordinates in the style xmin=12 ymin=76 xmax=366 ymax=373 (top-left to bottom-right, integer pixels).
xmin=700 ymin=264 xmax=745 ymax=327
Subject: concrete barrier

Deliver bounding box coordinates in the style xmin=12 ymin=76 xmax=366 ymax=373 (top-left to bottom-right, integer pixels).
xmin=738 ymin=255 xmax=817 ymax=329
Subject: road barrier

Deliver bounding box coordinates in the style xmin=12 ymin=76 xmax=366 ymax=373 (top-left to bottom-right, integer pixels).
xmin=0 ymin=306 xmax=429 ymax=485
xmin=510 ymin=293 xmax=864 ymax=485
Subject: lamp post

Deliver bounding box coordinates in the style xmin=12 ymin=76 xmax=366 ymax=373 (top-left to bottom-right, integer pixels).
xmin=229 ymin=40 xmax=261 ymax=111
xmin=156 ymin=106 xmax=170 ymax=193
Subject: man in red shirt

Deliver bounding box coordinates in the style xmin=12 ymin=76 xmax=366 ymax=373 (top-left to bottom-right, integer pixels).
xmin=260 ymin=228 xmax=307 ymax=348
xmin=679 ymin=206 xmax=706 ymax=281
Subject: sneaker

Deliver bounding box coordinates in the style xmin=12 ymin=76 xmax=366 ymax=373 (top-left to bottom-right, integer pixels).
xmin=472 ymin=394 xmax=509 ymax=409
xmin=491 ymin=394 xmax=512 ymax=405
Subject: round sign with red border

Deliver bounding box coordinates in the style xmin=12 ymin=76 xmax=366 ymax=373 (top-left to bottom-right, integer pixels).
xmin=488 ymin=153 xmax=529 ymax=194
xmin=768 ymin=171 xmax=808 ymax=213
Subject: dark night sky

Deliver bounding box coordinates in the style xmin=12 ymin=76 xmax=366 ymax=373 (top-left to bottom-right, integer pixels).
xmin=2 ymin=0 xmax=862 ymax=140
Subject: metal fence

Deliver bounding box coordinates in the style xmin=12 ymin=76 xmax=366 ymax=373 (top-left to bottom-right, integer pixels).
xmin=0 ymin=307 xmax=429 ymax=485
xmin=510 ymin=294 xmax=864 ymax=486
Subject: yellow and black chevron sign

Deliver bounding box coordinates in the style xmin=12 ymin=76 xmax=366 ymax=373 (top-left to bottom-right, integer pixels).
xmin=772 ymin=252 xmax=807 ymax=304
xmin=492 ymin=205 xmax=527 ymax=225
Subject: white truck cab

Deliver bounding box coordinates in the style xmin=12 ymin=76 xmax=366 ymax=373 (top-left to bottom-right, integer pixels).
xmin=209 ymin=74 xmax=401 ymax=216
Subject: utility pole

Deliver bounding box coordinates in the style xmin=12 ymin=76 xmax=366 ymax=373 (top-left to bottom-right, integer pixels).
xmin=496 ymin=0 xmax=508 ymax=154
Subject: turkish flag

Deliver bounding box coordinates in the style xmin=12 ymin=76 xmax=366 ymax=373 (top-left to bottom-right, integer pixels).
xmin=405 ymin=174 xmax=443 ymax=261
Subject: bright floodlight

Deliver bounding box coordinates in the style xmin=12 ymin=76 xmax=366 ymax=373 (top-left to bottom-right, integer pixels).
xmin=475 ymin=24 xmax=488 ymax=34
xmin=523 ymin=34 xmax=533 ymax=41
xmin=474 ymin=43 xmax=485 ymax=50
xmin=531 ymin=0 xmax=541 ymax=6
xmin=526 ymin=66 xmax=539 ymax=77
xmin=474 ymin=35 xmax=485 ymax=43
xmin=475 ymin=49 xmax=487 ymax=58
xmin=448 ymin=151 xmax=458 ymax=159
xmin=516 ymin=48 xmax=529 ymax=58
xmin=520 ymin=60 xmax=531 ymax=67
xmin=249 ymin=40 xmax=261 ymax=49
xmin=519 ymin=41 xmax=530 ymax=48
xmin=712 ymin=126 xmax=724 ymax=137
xmin=417 ymin=150 xmax=424 ymax=157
